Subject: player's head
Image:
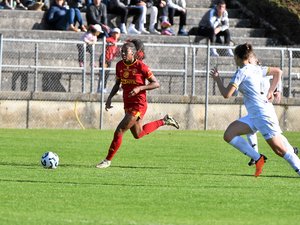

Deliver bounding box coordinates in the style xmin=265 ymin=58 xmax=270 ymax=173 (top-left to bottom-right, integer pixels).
xmin=121 ymin=42 xmax=137 ymax=63
xmin=126 ymin=39 xmax=145 ymax=60
xmin=234 ymin=43 xmax=254 ymax=65
xmin=248 ymin=52 xmax=261 ymax=65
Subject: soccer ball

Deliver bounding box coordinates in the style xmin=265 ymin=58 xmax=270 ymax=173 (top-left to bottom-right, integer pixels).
xmin=41 ymin=151 xmax=59 ymax=169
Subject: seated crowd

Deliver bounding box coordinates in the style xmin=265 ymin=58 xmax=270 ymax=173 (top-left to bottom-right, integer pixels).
xmin=1 ymin=0 xmax=233 ymax=56
xmin=0 ymin=0 xmax=189 ymax=36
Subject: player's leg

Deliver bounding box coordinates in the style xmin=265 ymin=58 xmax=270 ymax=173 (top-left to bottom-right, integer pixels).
xmin=256 ymin=115 xmax=300 ymax=176
xmin=96 ymin=113 xmax=138 ymax=168
xmin=280 ymin=134 xmax=298 ymax=155
xmin=225 ymin=120 xmax=261 ymax=160
xmin=224 ymin=120 xmax=265 ymax=176
xmin=246 ymin=132 xmax=259 ymax=166
xmin=130 ymin=117 xmax=163 ymax=139
xmin=130 ymin=114 xmax=179 ymax=139
xmin=266 ymin=135 xmax=300 ymax=175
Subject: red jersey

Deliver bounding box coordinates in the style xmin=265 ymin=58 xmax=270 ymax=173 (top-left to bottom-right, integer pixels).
xmin=116 ymin=59 xmax=154 ymax=108
xmin=105 ymin=37 xmax=119 ymax=63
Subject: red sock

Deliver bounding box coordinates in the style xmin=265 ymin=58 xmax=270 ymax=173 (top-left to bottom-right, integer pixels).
xmin=106 ymin=132 xmax=123 ymax=161
xmin=137 ymin=119 xmax=164 ymax=139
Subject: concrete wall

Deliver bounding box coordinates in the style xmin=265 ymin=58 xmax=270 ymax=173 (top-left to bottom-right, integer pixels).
xmin=0 ymin=92 xmax=299 ymax=131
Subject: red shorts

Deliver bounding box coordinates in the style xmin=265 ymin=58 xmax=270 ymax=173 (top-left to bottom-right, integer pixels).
xmin=124 ymin=102 xmax=147 ymax=119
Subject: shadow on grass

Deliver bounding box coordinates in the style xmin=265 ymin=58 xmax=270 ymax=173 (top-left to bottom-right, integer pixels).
xmin=0 ymin=178 xmax=183 ymax=188
xmin=1 ymin=162 xmax=297 ymax=179
xmin=0 ymin=162 xmax=166 ymax=170
xmin=168 ymin=171 xmax=299 ymax=179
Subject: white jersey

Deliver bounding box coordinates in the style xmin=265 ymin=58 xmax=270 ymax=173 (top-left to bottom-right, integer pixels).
xmin=232 ymin=64 xmax=282 ymax=139
xmin=230 ymin=64 xmax=272 ymax=117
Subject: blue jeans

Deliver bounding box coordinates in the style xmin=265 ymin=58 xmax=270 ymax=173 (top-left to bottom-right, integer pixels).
xmin=68 ymin=8 xmax=83 ymax=27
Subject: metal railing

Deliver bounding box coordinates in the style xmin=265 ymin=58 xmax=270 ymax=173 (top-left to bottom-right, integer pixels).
xmin=1 ymin=35 xmax=300 ymax=130
xmin=1 ymin=35 xmax=299 ymax=97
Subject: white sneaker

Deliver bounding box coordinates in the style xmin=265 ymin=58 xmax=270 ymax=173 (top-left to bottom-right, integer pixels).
xmin=210 ymin=48 xmax=219 ymax=57
xmin=140 ymin=28 xmax=150 ymax=34
xmin=226 ymin=49 xmax=234 ymax=57
xmin=149 ymin=28 xmax=161 ymax=35
xmin=96 ymin=159 xmax=111 ymax=169
xmin=128 ymin=25 xmax=141 ymax=35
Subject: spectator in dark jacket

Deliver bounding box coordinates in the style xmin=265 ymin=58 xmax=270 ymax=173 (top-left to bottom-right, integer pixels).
xmin=86 ymin=0 xmax=111 ymax=35
xmin=46 ymin=0 xmax=69 ymax=30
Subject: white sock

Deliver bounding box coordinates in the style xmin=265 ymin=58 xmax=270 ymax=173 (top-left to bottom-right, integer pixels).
xmin=246 ymin=133 xmax=258 ymax=153
xmin=283 ymin=151 xmax=300 ymax=175
xmin=229 ymin=136 xmax=261 ymax=161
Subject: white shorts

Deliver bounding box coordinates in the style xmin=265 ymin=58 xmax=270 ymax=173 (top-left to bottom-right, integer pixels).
xmin=238 ymin=115 xmax=282 ymax=140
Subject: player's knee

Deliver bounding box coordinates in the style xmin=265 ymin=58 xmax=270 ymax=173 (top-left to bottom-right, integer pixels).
xmin=223 ymin=132 xmax=232 ymax=143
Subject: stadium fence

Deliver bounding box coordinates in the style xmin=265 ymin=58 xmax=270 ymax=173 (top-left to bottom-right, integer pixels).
xmin=0 ymin=34 xmax=300 ymax=130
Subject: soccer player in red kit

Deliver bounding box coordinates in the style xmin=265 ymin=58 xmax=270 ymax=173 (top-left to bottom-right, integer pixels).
xmin=96 ymin=41 xmax=179 ymax=169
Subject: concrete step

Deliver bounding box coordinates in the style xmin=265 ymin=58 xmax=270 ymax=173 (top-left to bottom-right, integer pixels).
xmin=0 ymin=8 xmax=244 ymax=30
xmin=186 ymin=0 xmax=213 ymax=8
xmin=0 ymin=28 xmax=274 ymax=45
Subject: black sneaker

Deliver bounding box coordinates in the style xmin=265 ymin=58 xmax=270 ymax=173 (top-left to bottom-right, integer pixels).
xmin=294 ymin=147 xmax=299 ymax=155
xmin=248 ymin=158 xmax=255 ymax=166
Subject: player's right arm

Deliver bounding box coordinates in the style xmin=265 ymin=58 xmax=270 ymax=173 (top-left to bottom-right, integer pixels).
xmin=210 ymin=67 xmax=237 ymax=98
xmin=105 ymin=78 xmax=121 ymax=111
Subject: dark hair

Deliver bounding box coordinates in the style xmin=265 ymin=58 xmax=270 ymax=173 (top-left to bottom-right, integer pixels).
xmin=234 ymin=43 xmax=253 ymax=61
xmin=125 ymin=39 xmax=145 ymax=60
xmin=216 ymin=0 xmax=226 ymax=5
xmin=122 ymin=42 xmax=137 ymax=56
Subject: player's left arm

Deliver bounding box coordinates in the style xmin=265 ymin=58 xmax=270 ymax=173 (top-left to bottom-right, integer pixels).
xmin=267 ymin=67 xmax=283 ymax=102
xmin=129 ymin=72 xmax=160 ymax=97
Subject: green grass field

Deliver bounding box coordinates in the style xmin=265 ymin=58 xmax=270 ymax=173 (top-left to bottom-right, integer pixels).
xmin=0 ymin=129 xmax=299 ymax=225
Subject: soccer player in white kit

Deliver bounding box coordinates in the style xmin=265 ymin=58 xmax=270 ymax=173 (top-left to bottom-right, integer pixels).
xmin=210 ymin=43 xmax=300 ymax=177
xmin=244 ymin=54 xmax=298 ymax=166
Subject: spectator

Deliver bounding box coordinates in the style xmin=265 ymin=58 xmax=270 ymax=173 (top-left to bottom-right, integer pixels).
xmin=67 ymin=0 xmax=87 ymax=31
xmin=197 ymin=0 xmax=233 ymax=56
xmin=167 ymin=0 xmax=188 ymax=36
xmin=98 ymin=27 xmax=121 ymax=92
xmin=130 ymin=0 xmax=150 ymax=34
xmin=124 ymin=0 xmax=144 ymax=34
xmin=153 ymin=0 xmax=173 ymax=35
xmin=77 ymin=24 xmax=103 ymax=67
xmin=46 ymin=0 xmax=69 ymax=30
xmin=103 ymin=0 xmax=127 ymax=33
xmin=142 ymin=0 xmax=160 ymax=34
xmin=106 ymin=0 xmax=143 ymax=34
xmin=86 ymin=0 xmax=111 ymax=36
xmin=1 ymin=0 xmax=27 ymax=9
xmin=21 ymin=0 xmax=44 ymax=10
